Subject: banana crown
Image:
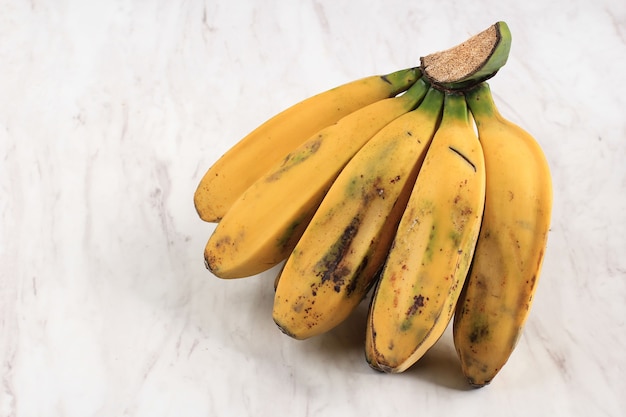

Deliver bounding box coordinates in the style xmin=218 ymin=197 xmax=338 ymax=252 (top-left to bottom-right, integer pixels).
xmin=421 ymin=21 xmax=512 ymax=90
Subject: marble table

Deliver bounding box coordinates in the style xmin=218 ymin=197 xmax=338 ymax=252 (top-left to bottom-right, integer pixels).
xmin=1 ymin=0 xmax=625 ymax=416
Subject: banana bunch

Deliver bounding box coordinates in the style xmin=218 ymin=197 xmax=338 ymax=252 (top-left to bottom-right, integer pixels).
xmin=194 ymin=21 xmax=552 ymax=388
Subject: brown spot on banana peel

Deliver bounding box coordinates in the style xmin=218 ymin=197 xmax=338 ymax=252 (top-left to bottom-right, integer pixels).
xmin=204 ymin=235 xmax=232 ymax=273
xmin=347 ymin=254 xmax=377 ymax=297
xmin=212 ymin=235 xmax=232 ymax=248
xmin=406 ymin=294 xmax=427 ymax=317
xmin=314 ymin=216 xmax=361 ymax=292
xmin=313 ymin=176 xmax=391 ymax=293
xmin=205 ymin=252 xmax=225 ymax=276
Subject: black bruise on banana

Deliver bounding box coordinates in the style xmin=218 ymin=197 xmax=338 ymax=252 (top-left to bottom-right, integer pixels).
xmin=311 ymin=176 xmax=391 ymax=295
xmin=314 ymin=216 xmax=361 ymax=293
xmin=406 ymin=294 xmax=426 ymax=316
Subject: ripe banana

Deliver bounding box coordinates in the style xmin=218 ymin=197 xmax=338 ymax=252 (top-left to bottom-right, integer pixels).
xmin=205 ymin=77 xmax=429 ymax=279
xmin=452 ymin=83 xmax=553 ymax=387
xmin=194 ymin=67 xmax=421 ymax=222
xmin=273 ymin=84 xmax=445 ymax=340
xmin=365 ymin=92 xmax=485 ymax=373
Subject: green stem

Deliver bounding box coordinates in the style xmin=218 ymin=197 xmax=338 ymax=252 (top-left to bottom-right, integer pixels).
xmin=402 ymin=77 xmax=430 ymax=105
xmin=382 ymin=67 xmax=421 ymax=95
xmin=442 ymin=92 xmax=470 ymax=126
xmin=465 ymin=82 xmax=499 ymax=127
xmin=417 ymin=85 xmax=445 ymax=117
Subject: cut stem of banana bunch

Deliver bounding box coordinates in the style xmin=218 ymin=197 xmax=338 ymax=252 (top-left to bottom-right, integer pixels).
xmin=273 ymin=84 xmax=444 ymax=339
xmin=453 ymin=83 xmax=553 ymax=388
xmin=194 ymin=67 xmax=420 ymax=222
xmin=365 ymin=92 xmax=486 ymax=373
xmin=205 ymin=76 xmax=429 ymax=279
xmin=420 ymin=21 xmax=511 ymax=91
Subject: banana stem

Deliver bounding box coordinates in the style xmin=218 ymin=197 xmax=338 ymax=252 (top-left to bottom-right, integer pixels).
xmin=442 ymin=92 xmax=471 ymax=126
xmin=465 ymin=83 xmax=501 ymax=128
xmin=418 ymin=86 xmax=445 ymax=117
xmin=382 ymin=67 xmax=422 ymax=95
xmin=402 ymin=77 xmax=430 ymax=104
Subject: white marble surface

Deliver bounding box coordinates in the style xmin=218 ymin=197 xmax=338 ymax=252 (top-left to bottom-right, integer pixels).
xmin=1 ymin=0 xmax=625 ymax=416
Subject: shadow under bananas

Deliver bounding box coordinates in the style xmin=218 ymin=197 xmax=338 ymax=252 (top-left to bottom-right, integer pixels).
xmin=398 ymin=331 xmax=473 ymax=391
xmin=293 ymin=295 xmax=371 ymax=365
xmin=290 ymin=290 xmax=470 ymax=390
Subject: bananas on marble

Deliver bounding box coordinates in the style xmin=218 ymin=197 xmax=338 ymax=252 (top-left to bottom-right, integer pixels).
xmin=452 ymin=82 xmax=553 ymax=387
xmin=194 ymin=67 xmax=420 ymax=222
xmin=194 ymin=21 xmax=552 ymax=388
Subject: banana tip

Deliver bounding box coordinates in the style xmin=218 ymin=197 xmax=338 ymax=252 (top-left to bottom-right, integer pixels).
xmin=467 ymin=378 xmax=491 ymax=388
xmin=273 ymin=318 xmax=302 ymax=340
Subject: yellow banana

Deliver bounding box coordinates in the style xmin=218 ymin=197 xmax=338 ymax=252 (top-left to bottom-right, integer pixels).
xmin=194 ymin=67 xmax=421 ymax=222
xmin=273 ymin=84 xmax=445 ymax=340
xmin=452 ymin=83 xmax=553 ymax=387
xmin=365 ymin=92 xmax=485 ymax=373
xmin=205 ymin=78 xmax=430 ymax=279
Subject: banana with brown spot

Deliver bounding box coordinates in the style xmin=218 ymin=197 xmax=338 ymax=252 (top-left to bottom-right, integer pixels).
xmin=205 ymin=78 xmax=430 ymax=279
xmin=365 ymin=91 xmax=486 ymax=373
xmin=273 ymin=85 xmax=444 ymax=339
xmin=453 ymin=82 xmax=552 ymax=387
